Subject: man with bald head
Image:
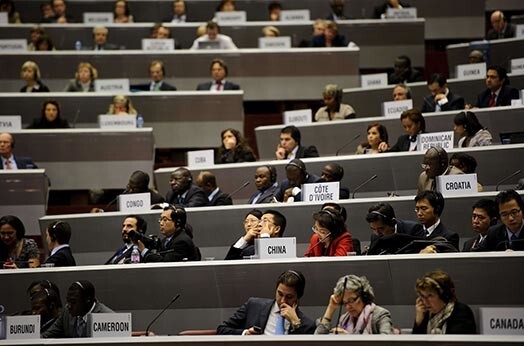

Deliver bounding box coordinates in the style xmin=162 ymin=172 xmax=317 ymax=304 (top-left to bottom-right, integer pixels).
xmin=196 ymin=171 xmax=232 ymax=206
xmin=248 ymin=165 xmax=279 ymax=204
xmin=320 ymin=163 xmax=349 ymax=199
xmin=417 ymin=147 xmax=463 ymax=193
xmin=166 ymin=167 xmax=208 ymax=207
xmin=0 ymin=132 xmax=38 ymax=169
xmin=487 ymin=10 xmax=515 ymax=40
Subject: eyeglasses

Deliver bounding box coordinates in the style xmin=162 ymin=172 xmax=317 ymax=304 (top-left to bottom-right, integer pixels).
xmin=260 ymin=218 xmax=274 ymax=225
xmin=312 ymin=225 xmax=330 ymax=235
xmin=500 ymin=209 xmax=521 ymax=220
xmin=158 ymin=217 xmax=173 ymax=224
xmin=414 ymin=206 xmax=430 ymax=213
xmin=342 ymin=296 xmax=360 ymax=305
xmin=243 ymin=219 xmax=259 ymax=225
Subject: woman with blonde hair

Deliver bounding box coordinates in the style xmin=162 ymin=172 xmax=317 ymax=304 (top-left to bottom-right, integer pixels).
xmin=315 ymin=84 xmax=355 ymax=121
xmin=108 ymin=95 xmax=138 ymax=115
xmin=64 ymin=62 xmax=98 ymax=92
xmin=20 ymin=61 xmax=49 ymax=92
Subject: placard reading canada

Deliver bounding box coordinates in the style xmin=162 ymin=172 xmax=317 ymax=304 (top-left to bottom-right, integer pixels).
xmin=94 ymin=79 xmax=130 ymax=92
xmin=417 ymin=131 xmax=454 ymax=151
xmin=118 ymin=192 xmax=151 ymax=212
xmin=361 ymin=73 xmax=388 ymax=88
xmin=479 ymin=307 xmax=524 ymax=335
xmin=255 ymin=237 xmax=296 ymax=259
xmin=283 ymin=109 xmax=312 ymax=125
xmin=455 ymin=63 xmax=486 ymax=80
xmin=381 ymin=99 xmax=413 ymax=118
xmin=302 ymin=182 xmax=340 ymax=202
xmin=0 ymin=116 xmax=22 ymax=130
xmin=187 ymin=149 xmax=214 ymax=167
xmin=436 ymin=173 xmax=478 ymax=197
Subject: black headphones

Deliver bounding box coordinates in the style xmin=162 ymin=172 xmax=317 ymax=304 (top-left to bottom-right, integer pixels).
xmin=73 ymin=281 xmax=94 ymax=305
xmin=286 ymin=160 xmax=306 ymax=175
xmin=168 ymin=205 xmax=186 ymax=229
xmin=369 ymin=210 xmax=396 ymax=227
xmin=433 ymin=192 xmax=445 ymax=216
xmin=425 ymin=276 xmax=451 ymax=302
xmin=265 ymin=165 xmax=277 ymax=183
xmin=278 ymin=270 xmax=306 ymax=298
xmin=428 ymin=146 xmax=448 ymax=170
xmin=47 ymin=221 xmax=62 ymax=242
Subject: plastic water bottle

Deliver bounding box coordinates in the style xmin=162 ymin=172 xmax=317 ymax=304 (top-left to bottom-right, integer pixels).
xmin=136 ymin=114 xmax=144 ymax=128
xmin=74 ymin=40 xmax=82 ymax=51
xmin=130 ymin=245 xmax=140 ymax=264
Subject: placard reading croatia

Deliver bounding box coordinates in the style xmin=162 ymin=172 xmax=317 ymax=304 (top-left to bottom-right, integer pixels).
xmin=94 ymin=79 xmax=130 ymax=92
xmin=479 ymin=307 xmax=524 ymax=335
xmin=4 ymin=316 xmax=40 ymax=340
xmin=455 ymin=62 xmax=486 ymax=80
xmin=417 ymin=131 xmax=454 ymax=151
xmin=83 ymin=12 xmax=113 ymax=23
xmin=118 ymin=192 xmax=151 ymax=212
xmin=436 ymin=173 xmax=478 ymax=197
xmin=215 ymin=11 xmax=246 ymax=24
xmin=141 ymin=39 xmax=175 ymax=51
xmin=280 ymin=10 xmax=310 ymax=21
xmin=87 ymin=313 xmax=132 ymax=338
xmin=255 ymin=237 xmax=296 ymax=259
xmin=0 ymin=116 xmax=22 ymax=130
xmin=187 ymin=149 xmax=214 ymax=167
xmin=98 ymin=114 xmax=137 ymax=129
xmin=283 ymin=109 xmax=312 ymax=125
xmin=381 ymin=99 xmax=413 ymax=118
xmin=258 ymin=36 xmax=292 ymax=49
xmin=302 ymin=182 xmax=340 ymax=202
xmin=361 ymin=73 xmax=388 ymax=88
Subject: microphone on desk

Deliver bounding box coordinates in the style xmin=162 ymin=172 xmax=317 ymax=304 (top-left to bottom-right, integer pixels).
xmin=335 ymin=134 xmax=360 ymax=156
xmin=351 ymin=175 xmax=378 ymax=199
xmin=495 ymin=170 xmax=522 ymax=191
xmin=305 ymin=232 xmax=331 ymax=256
xmin=225 ymin=181 xmax=250 ymax=200
xmin=145 ymin=294 xmax=181 ymax=336
xmin=104 ymin=188 xmax=129 ymax=209
xmin=71 ymin=109 xmax=81 ymax=128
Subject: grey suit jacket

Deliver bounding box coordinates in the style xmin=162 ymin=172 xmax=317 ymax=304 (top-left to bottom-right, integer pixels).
xmin=248 ymin=184 xmax=279 ymax=204
xmin=314 ymin=305 xmax=393 ymax=334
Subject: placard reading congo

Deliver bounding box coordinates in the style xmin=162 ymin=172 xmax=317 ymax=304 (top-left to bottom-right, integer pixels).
xmin=118 ymin=192 xmax=151 ymax=212
xmin=417 ymin=131 xmax=454 ymax=151
xmin=302 ymin=182 xmax=339 ymax=202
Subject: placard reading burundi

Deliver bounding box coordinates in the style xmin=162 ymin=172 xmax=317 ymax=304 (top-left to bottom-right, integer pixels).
xmin=0 ymin=116 xmax=22 ymax=130
xmin=4 ymin=316 xmax=40 ymax=340
xmin=417 ymin=131 xmax=454 ymax=151
xmin=436 ymin=173 xmax=478 ymax=197
xmin=283 ymin=109 xmax=312 ymax=125
xmin=255 ymin=237 xmax=296 ymax=259
xmin=455 ymin=63 xmax=486 ymax=80
xmin=361 ymin=73 xmax=388 ymax=88
xmin=302 ymin=182 xmax=340 ymax=202
xmin=381 ymin=99 xmax=413 ymax=118
xmin=118 ymin=192 xmax=151 ymax=212
xmin=187 ymin=149 xmax=214 ymax=167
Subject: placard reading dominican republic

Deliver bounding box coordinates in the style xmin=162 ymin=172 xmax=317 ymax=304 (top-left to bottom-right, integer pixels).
xmin=436 ymin=173 xmax=478 ymax=197
xmin=0 ymin=39 xmax=27 ymax=52
xmin=302 ymin=182 xmax=340 ymax=202
xmin=381 ymin=99 xmax=413 ymax=118
xmin=479 ymin=307 xmax=524 ymax=335
xmin=283 ymin=109 xmax=312 ymax=125
xmin=280 ymin=10 xmax=310 ymax=21
xmin=187 ymin=149 xmax=214 ymax=167
xmin=215 ymin=11 xmax=246 ymax=24
xmin=94 ymin=79 xmax=130 ymax=92
xmin=141 ymin=39 xmax=175 ymax=51
xmin=83 ymin=12 xmax=113 ymax=23
xmin=417 ymin=131 xmax=454 ymax=151
xmin=255 ymin=237 xmax=296 ymax=259
xmin=0 ymin=116 xmax=22 ymax=130
xmin=386 ymin=8 xmax=417 ymax=19
xmin=98 ymin=114 xmax=137 ymax=129
xmin=455 ymin=62 xmax=486 ymax=80
xmin=87 ymin=313 xmax=132 ymax=338
xmin=118 ymin=192 xmax=150 ymax=212
xmin=361 ymin=73 xmax=388 ymax=88
xmin=511 ymin=58 xmax=524 ymax=75
xmin=4 ymin=316 xmax=40 ymax=340
xmin=258 ymin=36 xmax=291 ymax=49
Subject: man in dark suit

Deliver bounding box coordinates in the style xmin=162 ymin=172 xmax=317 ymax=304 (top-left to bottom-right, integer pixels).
xmin=41 ymin=221 xmax=76 ymax=267
xmin=42 ymin=0 xmax=75 ymax=23
xmin=165 ymin=167 xmax=208 ymax=207
xmin=275 ymin=126 xmax=319 ymax=160
xmin=248 ymin=165 xmax=279 ymax=204
xmin=325 ymin=0 xmax=347 ymax=20
xmin=476 ymin=190 xmax=524 ymax=252
xmin=421 ymin=74 xmax=465 ymax=113
xmin=140 ymin=206 xmax=199 ymax=262
xmin=196 ymin=171 xmax=232 ymax=206
xmin=90 ymin=26 xmax=119 ymax=50
xmin=275 ymin=159 xmax=321 ymax=202
xmin=388 ymin=55 xmax=424 ymax=85
xmin=132 ymin=60 xmax=177 ymax=91
xmin=0 ymin=132 xmax=38 ymax=169
xmin=320 ymin=163 xmax=350 ymax=199
xmin=105 ymin=215 xmax=147 ymax=264
xmin=42 ymin=281 xmax=113 ymax=338
xmin=487 ymin=10 xmax=516 ymax=40
xmin=463 ymin=199 xmax=498 ymax=252
xmin=196 ymin=58 xmax=240 ymax=91
xmin=476 ymin=66 xmax=519 ymax=108
xmin=217 ymin=270 xmax=315 ymax=335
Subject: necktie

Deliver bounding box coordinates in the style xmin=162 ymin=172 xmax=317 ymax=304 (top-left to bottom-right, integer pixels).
xmin=5 ymin=159 xmax=12 ymax=170
xmin=216 ymin=81 xmax=222 ymax=91
xmin=275 ymin=315 xmax=285 ymax=335
xmin=112 ymin=246 xmax=127 ymax=264
xmin=511 ymin=234 xmax=518 ymax=242
xmin=178 ymin=196 xmax=184 ymax=204
xmin=488 ymin=93 xmax=496 ymax=107
xmin=76 ymin=317 xmax=86 ymax=337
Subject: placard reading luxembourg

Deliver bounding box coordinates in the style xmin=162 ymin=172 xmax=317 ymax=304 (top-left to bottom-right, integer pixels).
xmin=455 ymin=62 xmax=486 ymax=80
xmin=118 ymin=192 xmax=151 ymax=212
xmin=511 ymin=58 xmax=524 ymax=75
xmin=479 ymin=307 xmax=524 ymax=335
xmin=258 ymin=36 xmax=291 ymax=49
xmin=83 ymin=12 xmax=113 ymax=23
xmin=386 ymin=8 xmax=417 ymax=19
xmin=381 ymin=99 xmax=413 ymax=118
xmin=0 ymin=116 xmax=22 ymax=130
xmin=215 ymin=11 xmax=246 ymax=24
xmin=361 ymin=73 xmax=388 ymax=88
xmin=98 ymin=114 xmax=137 ymax=129
xmin=255 ymin=237 xmax=296 ymax=259
xmin=283 ymin=109 xmax=312 ymax=125
xmin=94 ymin=79 xmax=130 ymax=92
xmin=280 ymin=10 xmax=310 ymax=21
xmin=302 ymin=182 xmax=340 ymax=202
xmin=141 ymin=39 xmax=175 ymax=51
xmin=187 ymin=149 xmax=214 ymax=167
xmin=436 ymin=173 xmax=478 ymax=197
xmin=4 ymin=316 xmax=40 ymax=340
xmin=417 ymin=131 xmax=454 ymax=151
xmin=87 ymin=313 xmax=132 ymax=338
xmin=0 ymin=39 xmax=27 ymax=52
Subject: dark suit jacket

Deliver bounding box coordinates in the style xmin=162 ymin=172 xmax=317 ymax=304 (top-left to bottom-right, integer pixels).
xmin=369 ymin=219 xmax=420 ymax=243
xmin=1 ymin=155 xmax=38 ymax=169
xmin=224 ymin=243 xmax=255 ymax=260
xmin=421 ymin=91 xmax=465 ymax=113
xmin=311 ymin=34 xmax=347 ymax=47
xmin=275 ymin=173 xmax=322 ymax=202
xmin=144 ymin=230 xmax=198 ymax=262
xmin=295 ymin=145 xmax=320 ymax=159
xmin=105 ymin=244 xmax=133 ymax=265
xmin=248 ymin=184 xmax=279 ymax=204
xmin=217 ymin=297 xmax=315 ymax=335
xmin=166 ymin=184 xmax=208 ymax=207
xmin=373 ymin=1 xmax=410 ymax=18
xmin=131 ymin=81 xmax=177 ymax=91
xmin=42 ymin=301 xmax=114 ymax=338
xmin=412 ymin=301 xmax=476 ymax=334
xmin=475 ymin=223 xmax=524 ymax=252
xmin=462 ymin=234 xmax=487 ymax=252
xmin=196 ymin=81 xmax=240 ymax=91
xmin=209 ymin=189 xmax=233 ymax=206
xmin=487 ymin=24 xmax=516 ymax=40
xmin=388 ymin=69 xmax=424 ymax=84
xmin=412 ymin=222 xmax=460 ymax=251
xmin=20 ymin=82 xmax=50 ymax=92
xmin=476 ymin=85 xmax=520 ymax=108
xmin=387 ymin=134 xmax=413 ymax=152
xmin=41 ymin=246 xmax=76 ymax=267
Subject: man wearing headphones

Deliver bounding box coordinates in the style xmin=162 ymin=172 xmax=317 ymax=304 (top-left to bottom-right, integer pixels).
xmin=320 ymin=163 xmax=350 ymax=199
xmin=0 ymin=132 xmax=38 ymax=170
xmin=166 ymin=167 xmax=208 ymax=207
xmin=42 ymin=281 xmax=114 ymax=338
xmin=30 ymin=287 xmax=62 ymax=333
xmin=275 ymin=126 xmax=319 ymax=160
xmin=417 ymin=147 xmax=463 ymax=193
xmin=105 ymin=215 xmax=147 ymax=264
xmin=248 ymin=165 xmax=279 ymax=204
xmin=139 ymin=206 xmax=198 ymax=262
xmin=41 ymin=221 xmax=76 ymax=267
xmin=275 ymin=159 xmax=321 ymax=202
xmin=463 ymin=199 xmax=498 ymax=251
xmin=217 ymin=270 xmax=315 ymax=335
xmin=132 ymin=60 xmax=177 ymax=91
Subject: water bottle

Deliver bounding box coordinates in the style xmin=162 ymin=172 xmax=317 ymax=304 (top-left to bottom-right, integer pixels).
xmin=74 ymin=40 xmax=82 ymax=51
xmin=130 ymin=245 xmax=140 ymax=264
xmin=136 ymin=114 xmax=144 ymax=128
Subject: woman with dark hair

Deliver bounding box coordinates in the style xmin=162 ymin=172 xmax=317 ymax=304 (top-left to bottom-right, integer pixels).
xmin=216 ymin=128 xmax=256 ymax=164
xmin=304 ymin=208 xmax=353 ymax=257
xmin=453 ymin=111 xmax=492 ymax=147
xmin=356 ymin=123 xmax=388 ymax=154
xmin=27 ymin=100 xmax=70 ymax=129
xmin=35 ymin=34 xmax=55 ymax=51
xmin=413 ymin=270 xmax=476 ymax=334
xmin=20 ymin=61 xmax=50 ymax=92
xmin=382 ymin=108 xmax=426 ymax=152
xmin=224 ymin=209 xmax=262 ymax=260
xmin=315 ymin=84 xmax=356 ymax=121
xmin=0 ymin=215 xmax=40 ymax=268
xmin=113 ymin=0 xmax=133 ymax=23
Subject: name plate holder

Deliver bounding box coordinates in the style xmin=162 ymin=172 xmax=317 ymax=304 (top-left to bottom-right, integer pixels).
xmin=302 ymin=182 xmax=340 ymax=202
xmin=0 ymin=39 xmax=27 ymax=52
xmin=258 ymin=36 xmax=292 ymax=49
xmin=0 ymin=315 xmax=40 ymax=340
xmin=0 ymin=116 xmax=22 ymax=130
xmin=118 ymin=192 xmax=151 ymax=212
xmin=187 ymin=149 xmax=214 ymax=167
xmin=98 ymin=114 xmax=137 ymax=129
xmin=436 ymin=173 xmax=478 ymax=197
xmin=215 ymin=11 xmax=247 ymax=24
xmin=479 ymin=307 xmax=524 ymax=335
xmin=255 ymin=237 xmax=296 ymax=259
xmin=0 ymin=12 xmax=7 ymax=25
xmin=511 ymin=58 xmax=524 ymax=75
xmin=361 ymin=73 xmax=388 ymax=88
xmin=417 ymin=131 xmax=454 ymax=151
xmin=87 ymin=313 xmax=132 ymax=338
xmin=83 ymin=12 xmax=114 ymax=23
xmin=455 ymin=63 xmax=486 ymax=80
xmin=386 ymin=8 xmax=417 ymax=19
xmin=381 ymin=99 xmax=413 ymax=118
xmin=283 ymin=109 xmax=312 ymax=125
xmin=141 ymin=39 xmax=175 ymax=51
xmin=516 ymin=24 xmax=524 ymax=39
xmin=280 ymin=10 xmax=310 ymax=22
xmin=94 ymin=79 xmax=130 ymax=92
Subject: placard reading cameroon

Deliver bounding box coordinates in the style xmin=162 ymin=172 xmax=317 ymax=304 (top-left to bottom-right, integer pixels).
xmin=417 ymin=131 xmax=454 ymax=151
xmin=87 ymin=313 xmax=132 ymax=338
xmin=302 ymin=182 xmax=340 ymax=202
xmin=255 ymin=237 xmax=296 ymax=259
xmin=118 ymin=192 xmax=151 ymax=212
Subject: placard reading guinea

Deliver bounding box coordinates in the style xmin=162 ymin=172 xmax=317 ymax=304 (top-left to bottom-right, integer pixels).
xmin=283 ymin=109 xmax=312 ymax=125
xmin=255 ymin=237 xmax=296 ymax=259
xmin=479 ymin=307 xmax=524 ymax=335
xmin=302 ymin=182 xmax=340 ymax=202
xmin=4 ymin=315 xmax=40 ymax=340
xmin=417 ymin=131 xmax=454 ymax=151
xmin=187 ymin=149 xmax=214 ymax=167
xmin=381 ymin=99 xmax=413 ymax=118
xmin=436 ymin=173 xmax=478 ymax=197
xmin=118 ymin=192 xmax=151 ymax=212
xmin=0 ymin=116 xmax=22 ymax=130
xmin=87 ymin=313 xmax=132 ymax=338
xmin=455 ymin=62 xmax=486 ymax=80
xmin=98 ymin=114 xmax=137 ymax=129
xmin=94 ymin=79 xmax=130 ymax=92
